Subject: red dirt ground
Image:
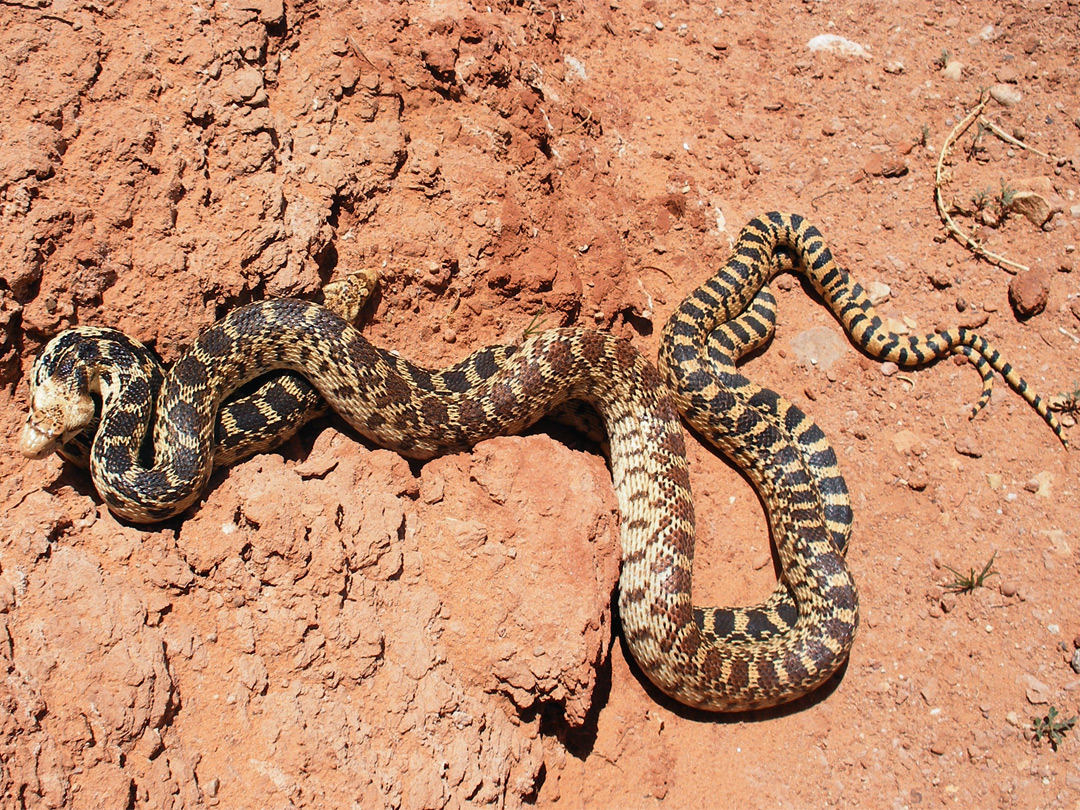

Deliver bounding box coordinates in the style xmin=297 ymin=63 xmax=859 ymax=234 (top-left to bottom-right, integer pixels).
xmin=2 ymin=1 xmax=1079 ymax=808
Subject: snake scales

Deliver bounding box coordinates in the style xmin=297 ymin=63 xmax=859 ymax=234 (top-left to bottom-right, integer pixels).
xmin=19 ymin=214 xmax=1064 ymax=711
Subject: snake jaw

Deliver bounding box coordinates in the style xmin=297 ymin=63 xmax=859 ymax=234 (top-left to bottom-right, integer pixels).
xmin=19 ymin=380 xmax=97 ymax=460
xmin=18 ymin=416 xmax=58 ymax=459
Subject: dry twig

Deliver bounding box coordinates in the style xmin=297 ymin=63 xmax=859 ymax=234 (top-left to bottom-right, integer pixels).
xmin=934 ymin=93 xmax=1029 ymax=273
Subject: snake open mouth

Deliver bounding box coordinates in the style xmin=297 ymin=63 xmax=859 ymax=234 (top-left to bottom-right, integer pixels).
xmin=19 ymin=417 xmax=60 ymax=460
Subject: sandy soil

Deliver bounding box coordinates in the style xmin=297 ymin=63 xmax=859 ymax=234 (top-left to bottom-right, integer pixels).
xmin=2 ymin=1 xmax=1079 ymax=808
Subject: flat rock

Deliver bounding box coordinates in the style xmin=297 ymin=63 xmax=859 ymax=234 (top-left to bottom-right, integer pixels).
xmin=954 ymin=434 xmax=983 ymax=458
xmin=1008 ymin=190 xmax=1053 ymax=227
xmin=807 ymin=34 xmax=871 ymax=59
xmin=941 ymin=61 xmax=964 ymax=81
xmin=990 ymin=83 xmax=1023 ymax=106
xmin=865 ymin=280 xmax=892 ymax=304
xmin=789 ymin=326 xmax=849 ymax=372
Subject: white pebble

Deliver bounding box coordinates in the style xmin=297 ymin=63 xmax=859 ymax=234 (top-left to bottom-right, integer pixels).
xmin=807 ymin=34 xmax=871 ymax=59
xmin=941 ymin=61 xmax=964 ymax=81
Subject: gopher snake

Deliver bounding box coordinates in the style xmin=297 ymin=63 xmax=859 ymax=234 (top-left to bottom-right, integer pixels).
xmin=18 ymin=213 xmax=1063 ymax=711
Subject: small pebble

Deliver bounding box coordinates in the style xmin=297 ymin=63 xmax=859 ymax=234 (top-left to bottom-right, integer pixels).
xmin=959 ymin=311 xmax=989 ymax=329
xmin=995 ymin=65 xmax=1019 ymax=84
xmin=921 ymin=678 xmax=939 ymax=704
xmin=1024 ymin=675 xmax=1051 ymax=705
xmin=941 ymin=61 xmax=964 ymax=81
xmin=864 ymin=280 xmax=891 ymax=305
xmin=927 ymin=268 xmax=952 ymax=289
xmin=1072 ymin=650 xmax=1080 ymax=675
xmin=999 ymin=581 xmax=1018 ymax=597
xmin=954 ymin=435 xmax=983 ymax=458
xmin=880 ymin=361 xmax=899 ymax=377
xmin=1009 ymin=191 xmax=1053 ymax=227
xmin=907 ymin=467 xmax=928 ymax=491
xmin=989 ymin=84 xmax=1023 ymax=107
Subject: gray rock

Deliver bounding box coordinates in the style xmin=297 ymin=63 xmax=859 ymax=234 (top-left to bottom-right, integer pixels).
xmin=990 ymin=84 xmax=1023 ymax=107
xmin=789 ymin=326 xmax=848 ymax=372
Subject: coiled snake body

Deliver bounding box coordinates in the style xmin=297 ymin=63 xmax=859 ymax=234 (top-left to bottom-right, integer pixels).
xmin=19 ymin=213 xmax=1064 ymax=711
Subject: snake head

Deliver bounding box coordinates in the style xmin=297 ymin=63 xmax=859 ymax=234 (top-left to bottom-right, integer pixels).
xmin=19 ymin=373 xmax=97 ymax=460
xmin=321 ymin=268 xmax=380 ymax=323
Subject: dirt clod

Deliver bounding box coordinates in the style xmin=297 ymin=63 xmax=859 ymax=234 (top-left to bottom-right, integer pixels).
xmin=1008 ymin=268 xmax=1050 ymax=318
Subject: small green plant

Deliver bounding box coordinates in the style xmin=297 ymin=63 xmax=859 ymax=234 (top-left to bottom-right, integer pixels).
xmin=997 ymin=178 xmax=1017 ymax=208
xmin=984 ymin=178 xmax=1017 ymax=225
xmin=918 ymin=123 xmax=931 ymax=146
xmin=965 ymin=121 xmax=990 ymax=160
xmin=522 ymin=305 xmax=550 ymax=339
xmin=935 ymin=49 xmax=951 ymax=69
xmin=1033 ymin=707 xmax=1077 ymax=751
xmin=970 ymin=186 xmax=992 ymax=212
xmin=943 ymin=551 xmax=997 ymax=594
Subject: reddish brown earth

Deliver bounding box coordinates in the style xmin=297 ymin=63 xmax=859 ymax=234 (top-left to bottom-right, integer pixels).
xmin=2 ymin=1 xmax=1080 ymax=808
